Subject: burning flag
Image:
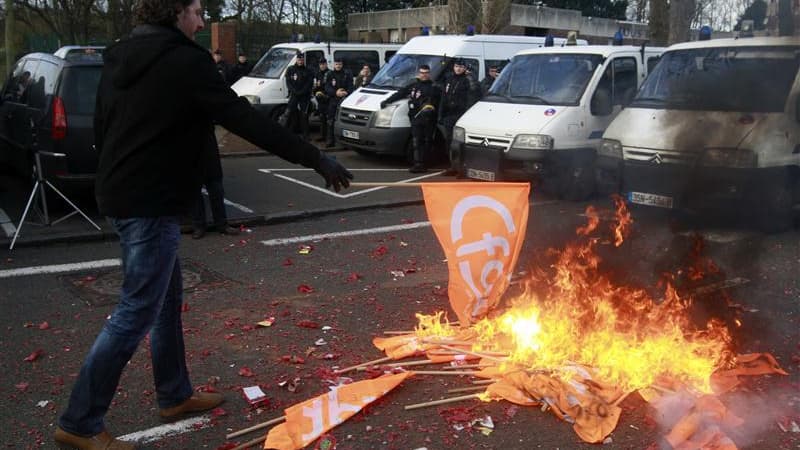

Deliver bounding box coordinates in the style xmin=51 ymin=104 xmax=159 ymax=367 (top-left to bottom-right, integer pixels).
xmin=421 ymin=182 xmax=530 ymax=325
xmin=263 ymin=372 xmax=412 ymax=450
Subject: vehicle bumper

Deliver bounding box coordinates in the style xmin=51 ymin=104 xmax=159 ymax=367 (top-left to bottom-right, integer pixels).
xmin=622 ymin=161 xmax=783 ymax=211
xmin=462 ymin=144 xmax=594 ymax=180
xmin=335 ymin=122 xmax=409 ymax=155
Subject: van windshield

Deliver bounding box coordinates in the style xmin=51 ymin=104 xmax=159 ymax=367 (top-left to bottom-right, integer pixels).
xmin=250 ymin=47 xmax=297 ymax=79
xmin=632 ymin=45 xmax=800 ymax=112
xmin=488 ymin=53 xmax=603 ymax=106
xmin=369 ymin=54 xmax=447 ymax=89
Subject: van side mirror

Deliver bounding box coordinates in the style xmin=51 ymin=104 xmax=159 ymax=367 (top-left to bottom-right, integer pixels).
xmin=591 ymin=88 xmax=613 ymax=116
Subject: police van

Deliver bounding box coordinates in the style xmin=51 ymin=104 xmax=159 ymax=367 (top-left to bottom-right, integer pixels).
xmin=231 ymin=42 xmax=401 ymax=121
xmin=457 ymin=45 xmax=664 ymax=200
xmin=335 ymin=34 xmax=585 ymax=158
xmin=599 ymin=36 xmax=800 ymax=230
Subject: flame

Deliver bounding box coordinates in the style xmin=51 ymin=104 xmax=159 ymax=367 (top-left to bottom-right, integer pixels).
xmin=414 ymin=311 xmax=457 ymax=339
xmin=459 ymin=198 xmax=732 ymax=393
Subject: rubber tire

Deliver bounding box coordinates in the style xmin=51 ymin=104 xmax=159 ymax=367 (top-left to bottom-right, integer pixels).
xmin=558 ymin=162 xmax=596 ymax=201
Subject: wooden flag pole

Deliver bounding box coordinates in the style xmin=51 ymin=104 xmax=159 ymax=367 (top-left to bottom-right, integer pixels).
xmin=229 ymin=433 xmax=266 ymax=450
xmin=225 ymin=415 xmax=286 ymax=440
xmin=404 ymin=393 xmax=482 ymax=410
xmin=335 ymin=356 xmax=393 ymax=374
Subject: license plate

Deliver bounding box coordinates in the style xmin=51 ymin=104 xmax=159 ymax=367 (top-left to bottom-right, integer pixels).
xmin=342 ymin=129 xmax=359 ymax=140
xmin=466 ymin=168 xmax=496 ymax=182
xmin=628 ymin=191 xmax=674 ymax=208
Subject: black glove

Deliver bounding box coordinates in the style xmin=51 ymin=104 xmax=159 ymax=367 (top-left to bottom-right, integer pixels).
xmin=315 ymin=153 xmax=353 ymax=192
xmin=380 ymin=100 xmax=388 ymax=109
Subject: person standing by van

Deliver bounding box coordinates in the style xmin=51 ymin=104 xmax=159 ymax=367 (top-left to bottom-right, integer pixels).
xmin=54 ymin=0 xmax=352 ymax=447
xmin=212 ymin=49 xmax=230 ymax=85
xmin=381 ymin=64 xmax=441 ymax=173
xmin=480 ymin=65 xmax=499 ymax=97
xmin=230 ymin=53 xmax=253 ymax=84
xmin=313 ymin=58 xmax=331 ymax=142
xmin=282 ymin=51 xmax=313 ymax=140
xmin=440 ymin=58 xmax=475 ymax=176
xmin=354 ymin=64 xmax=372 ymax=89
xmin=324 ymin=58 xmax=353 ymax=148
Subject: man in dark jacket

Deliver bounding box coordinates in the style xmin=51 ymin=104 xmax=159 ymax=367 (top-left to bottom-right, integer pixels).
xmin=282 ymin=51 xmax=313 ymax=140
xmin=439 ymin=58 xmax=476 ymax=176
xmin=313 ymin=58 xmax=331 ymax=142
xmin=212 ymin=49 xmax=230 ymax=85
xmin=480 ymin=64 xmax=500 ymax=97
xmin=229 ymin=53 xmax=253 ymax=84
xmin=381 ymin=64 xmax=441 ymax=173
xmin=324 ymin=58 xmax=353 ymax=148
xmin=54 ymin=0 xmax=352 ymax=448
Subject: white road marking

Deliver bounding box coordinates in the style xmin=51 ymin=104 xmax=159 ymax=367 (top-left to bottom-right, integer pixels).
xmin=201 ymin=188 xmax=254 ymax=214
xmin=117 ymin=415 xmax=211 ymax=444
xmin=258 ymin=169 xmax=443 ymax=199
xmin=261 ymin=221 xmax=432 ymax=246
xmin=260 ymin=168 xmax=413 ymax=171
xmin=0 ymin=207 xmax=17 ymax=237
xmin=0 ymin=258 xmax=121 ymax=279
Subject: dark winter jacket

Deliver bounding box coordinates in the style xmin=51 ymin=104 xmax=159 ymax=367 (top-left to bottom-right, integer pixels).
xmin=440 ymin=72 xmax=475 ymax=119
xmin=285 ymin=64 xmax=313 ymax=98
xmin=324 ymin=69 xmax=353 ymax=99
xmin=94 ymin=25 xmax=323 ymax=217
xmin=383 ymin=78 xmax=441 ymax=124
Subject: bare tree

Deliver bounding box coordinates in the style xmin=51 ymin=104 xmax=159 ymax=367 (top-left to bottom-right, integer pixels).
xmin=649 ymin=0 xmax=669 ymax=44
xmin=481 ymin=0 xmax=513 ymax=34
xmin=15 ymin=0 xmax=98 ymax=43
xmin=448 ymin=0 xmax=481 ymax=34
xmin=669 ymin=0 xmax=697 ymax=43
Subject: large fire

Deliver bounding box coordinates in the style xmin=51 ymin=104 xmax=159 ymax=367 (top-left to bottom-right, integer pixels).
xmin=426 ymin=196 xmax=734 ymax=393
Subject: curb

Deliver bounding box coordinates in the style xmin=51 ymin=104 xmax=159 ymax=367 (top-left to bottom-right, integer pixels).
xmin=0 ymin=199 xmax=425 ymax=249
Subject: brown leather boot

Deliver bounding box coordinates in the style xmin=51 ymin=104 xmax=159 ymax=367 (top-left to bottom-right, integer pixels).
xmin=159 ymin=392 xmax=224 ymax=421
xmin=54 ymin=427 xmax=135 ymax=449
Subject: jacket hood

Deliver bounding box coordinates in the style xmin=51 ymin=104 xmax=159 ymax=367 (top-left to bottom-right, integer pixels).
xmin=105 ymin=25 xmax=195 ymax=88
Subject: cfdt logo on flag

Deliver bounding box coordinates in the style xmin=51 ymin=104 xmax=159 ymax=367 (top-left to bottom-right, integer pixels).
xmin=422 ymin=183 xmax=530 ymax=325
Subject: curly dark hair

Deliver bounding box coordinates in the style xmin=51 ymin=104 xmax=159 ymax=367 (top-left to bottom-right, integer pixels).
xmin=134 ymin=0 xmax=195 ymax=27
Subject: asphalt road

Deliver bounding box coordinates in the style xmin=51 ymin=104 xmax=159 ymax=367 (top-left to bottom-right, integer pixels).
xmin=0 ymin=184 xmax=798 ymax=449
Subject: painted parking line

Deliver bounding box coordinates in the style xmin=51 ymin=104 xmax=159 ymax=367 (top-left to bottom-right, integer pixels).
xmin=0 ymin=207 xmax=17 ymax=238
xmin=261 ymin=221 xmax=433 ymax=246
xmin=118 ymin=415 xmax=211 ymax=444
xmin=200 ymin=187 xmax=254 ymax=214
xmin=258 ymin=168 xmax=443 ymax=199
xmin=0 ymin=258 xmax=121 ymax=279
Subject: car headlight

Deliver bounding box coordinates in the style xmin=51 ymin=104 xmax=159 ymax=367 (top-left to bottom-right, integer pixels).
xmin=701 ymin=148 xmax=757 ymax=168
xmin=242 ymin=95 xmax=260 ymax=105
xmin=512 ymin=134 xmax=553 ymax=150
xmin=453 ymin=126 xmax=465 ymax=143
xmin=598 ymin=139 xmax=623 ymax=159
xmin=373 ymin=104 xmax=398 ymax=128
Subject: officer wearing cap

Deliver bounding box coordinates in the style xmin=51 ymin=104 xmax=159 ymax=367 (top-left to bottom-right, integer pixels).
xmin=323 ymin=57 xmax=353 ymax=148
xmin=440 ymin=58 xmax=477 ymax=176
xmin=380 ymin=64 xmax=441 ymax=173
xmin=313 ymin=57 xmax=331 ymax=142
xmin=282 ymin=51 xmax=313 ymax=140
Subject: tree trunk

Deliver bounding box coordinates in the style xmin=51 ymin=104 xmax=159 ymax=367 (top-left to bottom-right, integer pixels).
xmin=5 ymin=0 xmax=15 ymax=73
xmin=668 ymin=0 xmax=696 ymax=44
xmin=648 ymin=0 xmax=669 ymax=45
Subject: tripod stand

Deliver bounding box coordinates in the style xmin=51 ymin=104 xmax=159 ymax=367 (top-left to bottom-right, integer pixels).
xmin=9 ymin=151 xmax=101 ymax=250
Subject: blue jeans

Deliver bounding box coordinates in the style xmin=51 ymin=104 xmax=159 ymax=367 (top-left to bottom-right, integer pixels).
xmin=59 ymin=217 xmax=193 ymax=436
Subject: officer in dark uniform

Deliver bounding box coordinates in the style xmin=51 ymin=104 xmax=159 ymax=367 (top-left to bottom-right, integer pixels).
xmin=324 ymin=57 xmax=353 ymax=148
xmin=283 ymin=51 xmax=313 ymax=140
xmin=439 ymin=58 xmax=477 ymax=176
xmin=480 ymin=65 xmax=500 ymax=97
xmin=313 ymin=58 xmax=331 ymax=142
xmin=381 ymin=64 xmax=441 ymax=173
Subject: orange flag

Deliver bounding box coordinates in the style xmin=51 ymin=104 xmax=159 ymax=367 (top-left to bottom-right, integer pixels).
xmin=263 ymin=372 xmax=413 ymax=450
xmin=421 ymin=182 xmax=530 ymax=325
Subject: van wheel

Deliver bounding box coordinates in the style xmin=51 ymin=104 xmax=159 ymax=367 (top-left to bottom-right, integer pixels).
xmin=558 ymin=162 xmax=596 ymax=201
xmin=757 ymin=177 xmax=794 ymax=233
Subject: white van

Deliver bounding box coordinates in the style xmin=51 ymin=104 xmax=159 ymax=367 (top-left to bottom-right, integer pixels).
xmin=600 ymin=36 xmax=800 ymax=229
xmin=335 ymin=34 xmax=586 ymax=158
xmin=457 ymin=45 xmax=664 ymax=200
xmin=231 ymin=42 xmax=401 ymax=121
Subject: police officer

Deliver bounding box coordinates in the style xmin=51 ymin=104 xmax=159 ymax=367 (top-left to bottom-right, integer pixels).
xmin=324 ymin=58 xmax=353 ymax=148
xmin=313 ymin=58 xmax=331 ymax=142
xmin=480 ymin=65 xmax=500 ymax=97
xmin=439 ymin=58 xmax=477 ymax=176
xmin=381 ymin=64 xmax=441 ymax=173
xmin=283 ymin=51 xmax=313 ymax=140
